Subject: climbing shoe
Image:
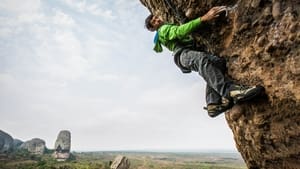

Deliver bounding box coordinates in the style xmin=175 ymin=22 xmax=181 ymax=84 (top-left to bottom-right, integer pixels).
xmin=228 ymin=85 xmax=264 ymax=104
xmin=204 ymin=97 xmax=233 ymax=118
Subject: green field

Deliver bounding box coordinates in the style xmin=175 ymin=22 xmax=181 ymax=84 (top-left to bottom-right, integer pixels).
xmin=0 ymin=150 xmax=247 ymax=169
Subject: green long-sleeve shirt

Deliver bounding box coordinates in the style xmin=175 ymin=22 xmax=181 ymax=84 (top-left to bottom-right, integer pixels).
xmin=153 ymin=17 xmax=202 ymax=53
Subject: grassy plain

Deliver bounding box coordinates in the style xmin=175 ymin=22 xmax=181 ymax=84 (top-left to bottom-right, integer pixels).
xmin=0 ymin=150 xmax=247 ymax=169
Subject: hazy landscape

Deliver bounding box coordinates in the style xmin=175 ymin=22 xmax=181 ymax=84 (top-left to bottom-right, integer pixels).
xmin=0 ymin=150 xmax=247 ymax=169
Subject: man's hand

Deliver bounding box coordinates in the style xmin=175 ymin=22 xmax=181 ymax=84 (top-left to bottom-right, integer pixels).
xmin=201 ymin=6 xmax=227 ymax=22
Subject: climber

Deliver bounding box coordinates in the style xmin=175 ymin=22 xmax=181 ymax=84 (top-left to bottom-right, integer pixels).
xmin=144 ymin=6 xmax=264 ymax=117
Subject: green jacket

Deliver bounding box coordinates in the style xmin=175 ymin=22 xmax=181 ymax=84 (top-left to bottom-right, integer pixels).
xmin=153 ymin=17 xmax=202 ymax=52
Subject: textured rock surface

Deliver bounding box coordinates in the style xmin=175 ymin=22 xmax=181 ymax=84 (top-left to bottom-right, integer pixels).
xmin=12 ymin=139 xmax=23 ymax=150
xmin=19 ymin=138 xmax=46 ymax=155
xmin=0 ymin=130 xmax=13 ymax=153
xmin=140 ymin=0 xmax=300 ymax=168
xmin=53 ymin=130 xmax=71 ymax=161
xmin=110 ymin=155 xmax=130 ymax=169
xmin=54 ymin=130 xmax=71 ymax=151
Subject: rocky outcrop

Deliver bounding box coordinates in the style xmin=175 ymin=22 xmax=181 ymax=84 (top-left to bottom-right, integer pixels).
xmin=0 ymin=130 xmax=13 ymax=153
xmin=19 ymin=138 xmax=46 ymax=155
xmin=140 ymin=0 xmax=300 ymax=168
xmin=52 ymin=130 xmax=71 ymax=161
xmin=12 ymin=139 xmax=23 ymax=150
xmin=110 ymin=155 xmax=130 ymax=169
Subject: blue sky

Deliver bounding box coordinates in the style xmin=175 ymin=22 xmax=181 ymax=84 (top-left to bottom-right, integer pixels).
xmin=0 ymin=0 xmax=236 ymax=151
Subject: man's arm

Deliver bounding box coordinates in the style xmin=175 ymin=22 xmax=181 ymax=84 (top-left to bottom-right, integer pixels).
xmin=166 ymin=18 xmax=201 ymax=39
xmin=201 ymin=6 xmax=226 ymax=22
xmin=160 ymin=6 xmax=227 ymax=40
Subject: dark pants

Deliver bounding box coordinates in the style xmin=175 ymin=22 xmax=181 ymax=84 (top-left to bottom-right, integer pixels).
xmin=179 ymin=49 xmax=232 ymax=105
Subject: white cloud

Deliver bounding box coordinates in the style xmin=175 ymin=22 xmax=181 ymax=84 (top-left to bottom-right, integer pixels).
xmin=0 ymin=0 xmax=44 ymax=38
xmin=89 ymin=73 xmax=120 ymax=82
xmin=138 ymin=83 xmax=204 ymax=107
xmin=0 ymin=27 xmax=13 ymax=38
xmin=34 ymin=30 xmax=88 ymax=80
xmin=0 ymin=0 xmax=41 ymax=13
xmin=0 ymin=73 xmax=15 ymax=87
xmin=62 ymin=0 xmax=115 ymax=19
xmin=17 ymin=13 xmax=44 ymax=24
xmin=52 ymin=10 xmax=75 ymax=27
xmin=0 ymin=2 xmax=88 ymax=81
xmin=80 ymin=35 xmax=115 ymax=65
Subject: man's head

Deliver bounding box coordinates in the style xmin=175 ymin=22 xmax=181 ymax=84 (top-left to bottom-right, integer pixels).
xmin=145 ymin=14 xmax=163 ymax=32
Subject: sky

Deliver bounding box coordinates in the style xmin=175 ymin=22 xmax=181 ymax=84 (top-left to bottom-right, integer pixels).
xmin=0 ymin=0 xmax=237 ymax=152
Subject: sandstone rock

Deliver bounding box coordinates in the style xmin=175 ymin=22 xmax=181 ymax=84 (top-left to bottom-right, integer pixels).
xmin=53 ymin=130 xmax=71 ymax=161
xmin=185 ymin=8 xmax=195 ymax=19
xmin=19 ymin=138 xmax=46 ymax=154
xmin=110 ymin=155 xmax=130 ymax=169
xmin=251 ymin=0 xmax=261 ymax=8
xmin=52 ymin=151 xmax=70 ymax=161
xmin=289 ymin=23 xmax=297 ymax=33
xmin=272 ymin=1 xmax=281 ymax=20
xmin=263 ymin=6 xmax=272 ymax=17
xmin=54 ymin=130 xmax=71 ymax=151
xmin=257 ymin=35 xmax=266 ymax=47
xmin=0 ymin=130 xmax=13 ymax=153
xmin=140 ymin=0 xmax=300 ymax=168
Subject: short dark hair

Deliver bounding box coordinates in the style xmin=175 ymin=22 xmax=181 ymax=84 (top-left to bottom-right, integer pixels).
xmin=145 ymin=14 xmax=154 ymax=31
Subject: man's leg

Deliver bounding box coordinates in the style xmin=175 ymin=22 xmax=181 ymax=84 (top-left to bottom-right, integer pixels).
xmin=205 ymin=84 xmax=234 ymax=117
xmin=206 ymin=84 xmax=221 ymax=105
xmin=180 ymin=49 xmax=230 ymax=97
xmin=207 ymin=54 xmax=227 ymax=74
xmin=205 ymin=53 xmax=228 ymax=104
xmin=180 ymin=49 xmax=264 ymax=104
xmin=205 ymin=85 xmax=226 ymax=117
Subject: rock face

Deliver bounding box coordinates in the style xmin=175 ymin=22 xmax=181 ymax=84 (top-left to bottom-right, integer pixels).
xmin=140 ymin=0 xmax=300 ymax=168
xmin=0 ymin=130 xmax=13 ymax=153
xmin=53 ymin=130 xmax=71 ymax=161
xmin=12 ymin=139 xmax=23 ymax=150
xmin=19 ymin=138 xmax=46 ymax=154
xmin=110 ymin=155 xmax=130 ymax=169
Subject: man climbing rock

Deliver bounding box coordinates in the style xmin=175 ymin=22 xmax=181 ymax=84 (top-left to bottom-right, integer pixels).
xmin=144 ymin=6 xmax=264 ymax=117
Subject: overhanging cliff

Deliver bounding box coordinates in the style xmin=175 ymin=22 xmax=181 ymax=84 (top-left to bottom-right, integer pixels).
xmin=140 ymin=0 xmax=300 ymax=168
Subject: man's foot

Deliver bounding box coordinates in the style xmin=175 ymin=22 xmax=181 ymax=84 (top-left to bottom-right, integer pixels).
xmin=229 ymin=85 xmax=264 ymax=104
xmin=204 ymin=98 xmax=233 ymax=118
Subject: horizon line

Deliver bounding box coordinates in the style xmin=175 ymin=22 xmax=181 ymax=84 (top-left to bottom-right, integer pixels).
xmin=71 ymin=148 xmax=239 ymax=153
